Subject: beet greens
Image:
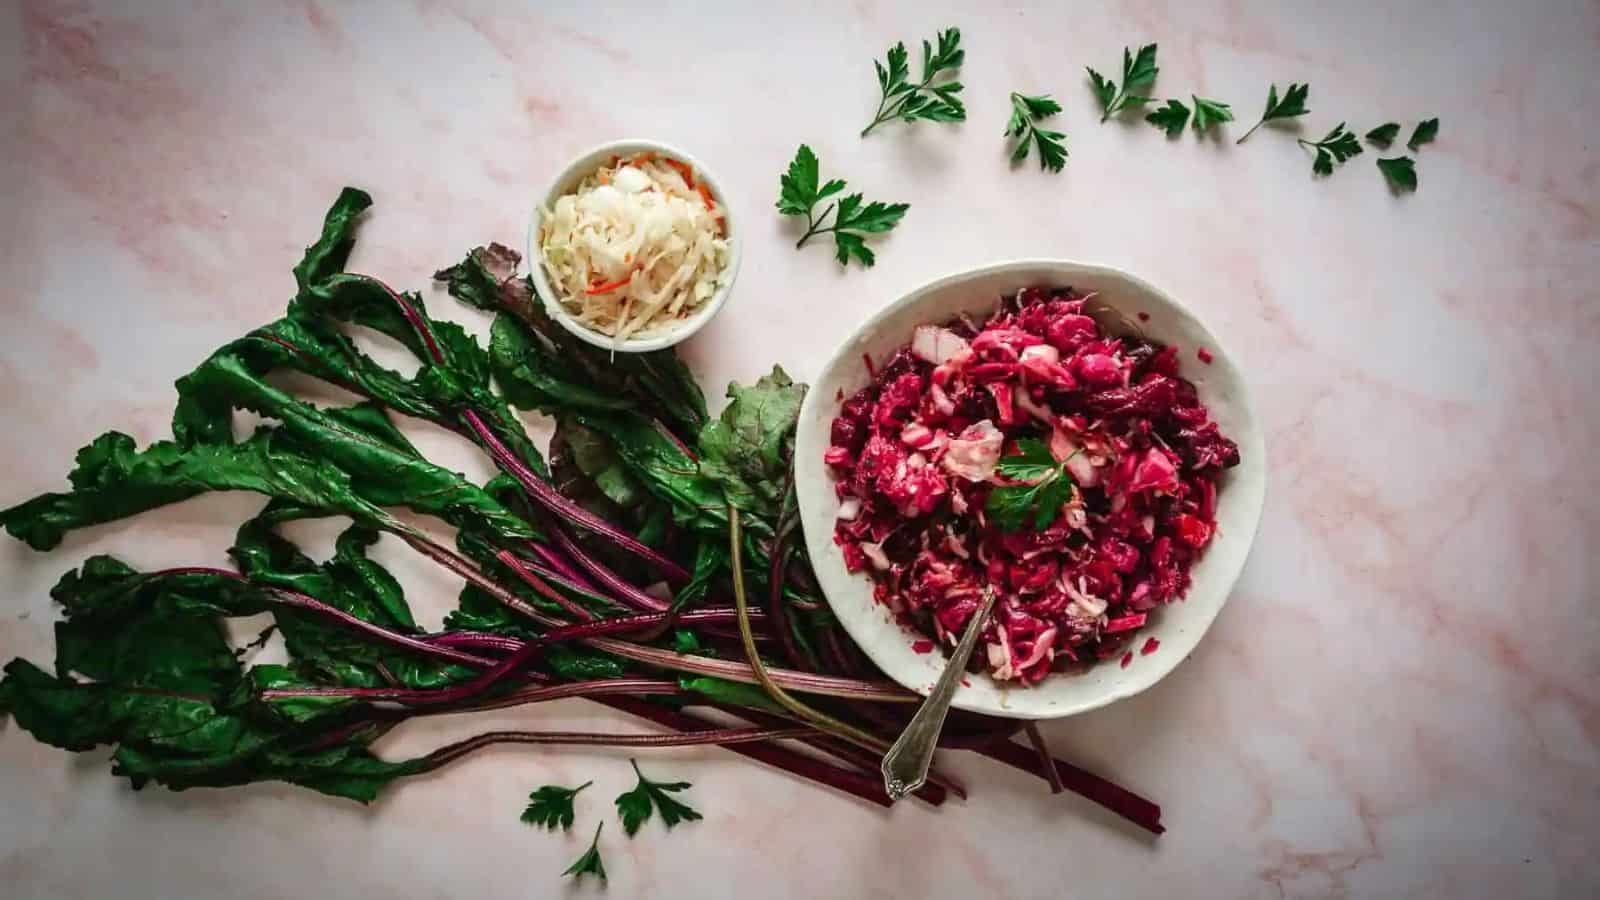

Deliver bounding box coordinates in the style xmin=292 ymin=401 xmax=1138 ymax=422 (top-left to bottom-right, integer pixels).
xmin=0 ymin=188 xmax=1163 ymax=836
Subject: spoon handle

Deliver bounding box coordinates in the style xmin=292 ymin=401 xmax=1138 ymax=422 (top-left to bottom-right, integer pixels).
xmin=880 ymin=589 xmax=999 ymax=802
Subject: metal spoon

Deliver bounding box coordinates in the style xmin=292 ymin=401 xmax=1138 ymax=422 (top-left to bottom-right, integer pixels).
xmin=880 ymin=588 xmax=999 ymax=802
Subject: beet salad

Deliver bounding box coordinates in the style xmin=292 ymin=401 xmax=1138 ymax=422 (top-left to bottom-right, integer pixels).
xmin=825 ymin=287 xmax=1240 ymax=683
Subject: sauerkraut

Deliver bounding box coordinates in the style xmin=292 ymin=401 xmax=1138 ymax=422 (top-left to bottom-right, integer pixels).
xmin=539 ymin=152 xmax=729 ymax=342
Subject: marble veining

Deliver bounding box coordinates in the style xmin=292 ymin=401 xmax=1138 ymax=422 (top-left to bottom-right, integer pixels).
xmin=2 ymin=1 xmax=1596 ymax=898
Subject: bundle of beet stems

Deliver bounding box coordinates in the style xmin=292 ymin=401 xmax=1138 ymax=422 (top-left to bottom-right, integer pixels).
xmin=0 ymin=189 xmax=1162 ymax=835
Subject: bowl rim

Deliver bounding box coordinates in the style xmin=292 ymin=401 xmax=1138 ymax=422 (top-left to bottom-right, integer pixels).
xmin=526 ymin=138 xmax=741 ymax=354
xmin=793 ymin=258 xmax=1267 ymax=719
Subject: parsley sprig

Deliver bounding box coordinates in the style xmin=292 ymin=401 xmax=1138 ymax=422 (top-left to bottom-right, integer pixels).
xmin=521 ymin=781 xmax=591 ymax=831
xmin=985 ymin=438 xmax=1079 ymax=532
xmin=1004 ymin=92 xmax=1068 ymax=172
xmin=1190 ymin=95 xmax=1235 ymax=134
xmin=1365 ymin=122 xmax=1401 ymax=148
xmin=861 ymin=27 xmax=966 ymax=136
xmin=1377 ymin=156 xmax=1417 ymax=192
xmin=777 ymin=145 xmax=909 ymax=268
xmin=562 ymin=822 xmax=607 ymax=883
xmin=1145 ymin=98 xmax=1190 ymax=136
xmin=1407 ymin=117 xmax=1439 ymax=151
xmin=1298 ymin=122 xmax=1363 ymax=176
xmin=1236 ymin=82 xmax=1309 ymax=143
xmin=615 ymin=759 xmax=703 ymax=836
xmin=1088 ymin=43 xmax=1159 ymax=122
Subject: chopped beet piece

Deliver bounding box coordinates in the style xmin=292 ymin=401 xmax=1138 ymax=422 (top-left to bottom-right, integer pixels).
xmin=1141 ymin=637 xmax=1161 ymax=655
xmin=911 ymin=640 xmax=935 ymax=654
xmin=1197 ymin=346 xmax=1214 ymax=364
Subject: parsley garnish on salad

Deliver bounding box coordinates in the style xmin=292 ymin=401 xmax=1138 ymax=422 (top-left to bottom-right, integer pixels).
xmin=986 ymin=438 xmax=1079 ymax=532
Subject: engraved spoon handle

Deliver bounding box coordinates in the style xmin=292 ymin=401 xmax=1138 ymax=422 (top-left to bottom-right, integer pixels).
xmin=880 ymin=589 xmax=999 ymax=803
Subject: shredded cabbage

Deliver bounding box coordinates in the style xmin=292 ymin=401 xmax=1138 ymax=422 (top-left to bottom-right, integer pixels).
xmin=539 ymin=153 xmax=729 ymax=343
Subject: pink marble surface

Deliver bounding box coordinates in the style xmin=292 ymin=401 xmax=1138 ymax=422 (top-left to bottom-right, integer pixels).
xmin=2 ymin=1 xmax=1597 ymax=897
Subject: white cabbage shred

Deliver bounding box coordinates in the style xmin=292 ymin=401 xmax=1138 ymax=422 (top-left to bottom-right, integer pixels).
xmin=539 ymin=153 xmax=729 ymax=342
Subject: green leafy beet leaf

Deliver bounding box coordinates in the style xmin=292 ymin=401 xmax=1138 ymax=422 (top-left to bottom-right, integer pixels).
xmin=293 ymin=187 xmax=372 ymax=294
xmin=51 ymin=555 xmax=263 ymax=622
xmin=438 ymin=245 xmax=706 ymax=436
xmin=615 ymin=758 xmax=703 ymax=836
xmin=230 ymin=511 xmax=474 ymax=690
xmin=679 ymin=675 xmax=783 ymax=713
xmin=178 ymin=352 xmax=536 ymax=541
xmin=0 ymin=428 xmax=387 ymax=552
xmin=671 ymin=538 xmax=726 ymax=611
xmin=558 ymin=419 xmax=645 ymax=508
xmin=696 ymin=367 xmax=806 ymax=524
xmin=489 ymin=313 xmax=633 ymax=419
xmin=572 ymin=411 xmax=729 ymax=535
xmin=543 ymin=645 xmax=629 ymax=681
xmin=522 ymin=781 xmax=591 ymax=831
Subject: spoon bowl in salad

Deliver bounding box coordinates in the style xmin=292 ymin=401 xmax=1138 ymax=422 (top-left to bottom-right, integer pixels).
xmin=794 ymin=260 xmax=1266 ymax=719
xmin=528 ymin=139 xmax=740 ymax=353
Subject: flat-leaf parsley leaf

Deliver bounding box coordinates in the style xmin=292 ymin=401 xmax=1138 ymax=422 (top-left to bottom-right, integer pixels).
xmin=1144 ymin=98 xmax=1190 ymax=136
xmin=776 ymin=145 xmax=908 ymax=268
xmin=1407 ymin=117 xmax=1439 ymax=151
xmin=1298 ymin=122 xmax=1363 ymax=176
xmin=1365 ymin=122 xmax=1401 ymax=148
xmin=562 ymin=822 xmax=607 ymax=883
xmin=861 ymin=27 xmax=966 ymax=136
xmin=1190 ymin=95 xmax=1234 ymax=134
xmin=1237 ymin=82 xmax=1309 ymax=143
xmin=522 ymin=781 xmax=591 ymax=832
xmin=1088 ymin=43 xmax=1159 ymax=122
xmin=615 ymin=758 xmax=703 ymax=836
xmin=1004 ymin=92 xmax=1068 ymax=172
xmin=1377 ymin=156 xmax=1418 ymax=192
xmin=985 ymin=438 xmax=1078 ymax=532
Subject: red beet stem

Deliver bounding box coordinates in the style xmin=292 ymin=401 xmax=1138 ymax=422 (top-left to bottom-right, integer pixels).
xmin=495 ymin=549 xmax=596 ymax=620
xmin=551 ymin=525 xmax=671 ymax=612
xmin=463 ymin=410 xmax=689 ymax=582
xmin=976 ymin=739 xmax=1164 ymax=835
xmin=596 ymin=697 xmax=905 ymax=808
xmin=412 ymin=725 xmax=811 ymax=773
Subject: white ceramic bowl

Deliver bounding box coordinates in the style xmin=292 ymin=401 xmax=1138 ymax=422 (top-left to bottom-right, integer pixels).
xmin=794 ymin=260 xmax=1266 ymax=719
xmin=527 ymin=139 xmax=741 ymax=353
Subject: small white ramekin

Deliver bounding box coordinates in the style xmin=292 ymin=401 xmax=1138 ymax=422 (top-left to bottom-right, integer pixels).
xmin=527 ymin=139 xmax=741 ymax=353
